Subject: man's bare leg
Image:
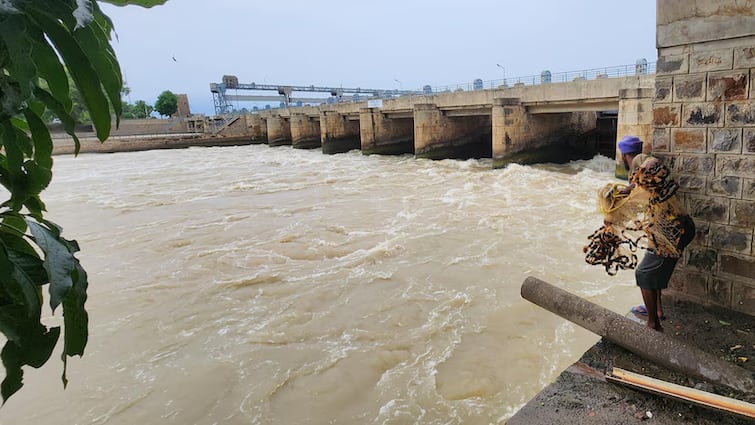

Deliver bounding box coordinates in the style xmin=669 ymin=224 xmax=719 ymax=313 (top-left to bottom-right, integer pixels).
xmin=657 ymin=289 xmax=664 ymax=320
xmin=640 ymin=288 xmax=663 ymax=332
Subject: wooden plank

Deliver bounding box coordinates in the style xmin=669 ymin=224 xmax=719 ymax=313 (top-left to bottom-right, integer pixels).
xmin=608 ymin=367 xmax=755 ymax=419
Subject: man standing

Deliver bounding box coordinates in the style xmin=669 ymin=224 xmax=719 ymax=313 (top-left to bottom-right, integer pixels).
xmin=617 ymin=136 xmax=695 ymax=331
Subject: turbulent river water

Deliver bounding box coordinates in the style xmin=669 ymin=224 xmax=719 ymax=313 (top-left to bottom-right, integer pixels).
xmin=0 ymin=145 xmax=640 ymax=424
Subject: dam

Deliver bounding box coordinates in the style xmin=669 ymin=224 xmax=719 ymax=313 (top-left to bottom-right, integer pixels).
xmin=53 ymin=65 xmax=654 ymax=179
xmin=208 ymin=71 xmax=655 ymax=172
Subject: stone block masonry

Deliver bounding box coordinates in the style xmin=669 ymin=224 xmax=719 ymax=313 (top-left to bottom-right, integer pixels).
xmin=655 ymin=0 xmax=755 ymax=316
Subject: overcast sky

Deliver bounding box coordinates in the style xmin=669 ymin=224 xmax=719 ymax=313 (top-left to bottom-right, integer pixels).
xmin=101 ymin=0 xmax=657 ymax=115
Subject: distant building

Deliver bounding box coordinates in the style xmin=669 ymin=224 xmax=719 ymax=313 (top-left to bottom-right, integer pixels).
xmin=176 ymin=93 xmax=191 ymax=117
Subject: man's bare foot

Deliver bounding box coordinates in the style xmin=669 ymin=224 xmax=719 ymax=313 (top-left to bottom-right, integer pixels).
xmin=647 ymin=322 xmax=663 ymax=332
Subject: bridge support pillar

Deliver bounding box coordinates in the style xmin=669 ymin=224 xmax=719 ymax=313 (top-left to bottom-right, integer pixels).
xmin=413 ymin=103 xmax=491 ymax=159
xmin=616 ymin=88 xmax=654 ymax=178
xmin=266 ymin=115 xmax=292 ymax=146
xmin=492 ymin=98 xmax=527 ymax=168
xmin=492 ymin=98 xmax=599 ymax=168
xmin=247 ymin=114 xmax=267 ymax=144
xmin=321 ymin=111 xmax=361 ymax=154
xmin=359 ymin=108 xmax=414 ymax=155
xmin=290 ymin=113 xmax=321 ymax=149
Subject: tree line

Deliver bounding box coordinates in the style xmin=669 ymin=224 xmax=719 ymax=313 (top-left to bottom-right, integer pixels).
xmin=126 ymin=89 xmax=178 ymax=119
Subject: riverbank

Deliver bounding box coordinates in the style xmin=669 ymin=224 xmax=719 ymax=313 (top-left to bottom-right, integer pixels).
xmin=51 ymin=134 xmax=258 ymax=155
xmin=507 ymin=295 xmax=754 ymax=424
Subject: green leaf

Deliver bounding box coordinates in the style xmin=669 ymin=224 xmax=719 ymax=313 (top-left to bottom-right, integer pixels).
xmin=719 ymin=320 xmax=732 ymax=326
xmin=9 ymin=117 xmax=29 ymax=132
xmin=0 ymin=121 xmax=26 ymax=211
xmin=23 ymin=108 xmax=53 ymax=170
xmin=62 ymin=257 xmax=88 ymax=357
xmin=0 ymin=15 xmax=37 ymax=100
xmin=0 ymin=213 xmax=28 ymax=237
xmin=26 ymin=7 xmax=111 ymax=141
xmin=12 ymin=123 xmax=34 ymax=158
xmin=23 ymin=196 xmax=47 ymax=219
xmin=0 ymin=325 xmax=60 ymax=403
xmin=0 ymin=75 xmax=24 ymax=118
xmin=23 ymin=326 xmax=60 ymax=369
xmin=0 ymin=242 xmax=41 ymax=321
xmin=28 ymin=25 xmax=71 ymax=112
xmin=71 ymin=19 xmax=122 ymax=127
xmin=0 ymin=306 xmax=30 ymax=343
xmin=7 ymin=249 xmax=47 ymax=287
xmin=1 ymin=341 xmax=23 ymax=403
xmin=26 ymin=220 xmax=74 ymax=312
xmin=34 ymin=88 xmax=80 ymax=155
xmin=24 ymin=160 xmax=52 ymax=195
xmin=26 ymin=100 xmax=46 ymax=118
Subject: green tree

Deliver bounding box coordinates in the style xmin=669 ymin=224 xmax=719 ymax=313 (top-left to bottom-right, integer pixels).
xmin=0 ymin=0 xmax=166 ymax=402
xmin=154 ymin=90 xmax=178 ymax=117
xmin=121 ymin=100 xmax=152 ymax=119
xmin=132 ymin=100 xmax=154 ymax=118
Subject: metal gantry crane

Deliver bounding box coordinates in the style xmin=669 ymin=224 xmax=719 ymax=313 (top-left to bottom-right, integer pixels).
xmin=210 ymin=75 xmax=417 ymax=115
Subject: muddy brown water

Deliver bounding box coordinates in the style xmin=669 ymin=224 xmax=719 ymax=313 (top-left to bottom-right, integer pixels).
xmin=0 ymin=145 xmax=640 ymax=424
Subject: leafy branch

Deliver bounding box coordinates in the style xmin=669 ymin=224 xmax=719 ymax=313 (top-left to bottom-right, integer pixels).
xmin=0 ymin=0 xmax=166 ymax=402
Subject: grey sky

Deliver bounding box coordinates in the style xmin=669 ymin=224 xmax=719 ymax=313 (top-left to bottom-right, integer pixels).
xmin=101 ymin=0 xmax=657 ymax=115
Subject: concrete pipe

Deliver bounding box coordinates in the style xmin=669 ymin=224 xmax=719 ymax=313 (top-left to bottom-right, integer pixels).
xmin=520 ymin=276 xmax=754 ymax=394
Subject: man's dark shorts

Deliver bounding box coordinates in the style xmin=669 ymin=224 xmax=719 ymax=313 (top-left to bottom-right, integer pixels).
xmin=635 ymin=215 xmax=695 ymax=290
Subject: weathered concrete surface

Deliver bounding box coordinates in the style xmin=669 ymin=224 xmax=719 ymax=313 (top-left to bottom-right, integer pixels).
xmin=521 ymin=277 xmax=754 ymax=393
xmin=657 ymin=0 xmax=755 ymax=48
xmin=350 ymin=75 xmax=652 ymax=113
xmin=615 ymin=88 xmax=654 ymax=178
xmin=413 ymin=103 xmax=491 ymax=159
xmin=290 ymin=112 xmax=321 ymax=149
xmin=359 ymin=107 xmax=414 ymax=155
xmin=265 ymin=115 xmax=292 ymax=146
xmin=507 ymin=296 xmax=755 ymax=424
xmin=320 ymin=110 xmax=360 ymax=154
xmin=49 ymin=117 xmax=189 ymax=137
xmin=492 ymin=98 xmax=598 ymax=168
xmin=245 ymin=114 xmax=267 ymax=144
xmin=653 ymin=0 xmax=755 ymax=316
xmin=51 ymin=134 xmax=255 ymax=155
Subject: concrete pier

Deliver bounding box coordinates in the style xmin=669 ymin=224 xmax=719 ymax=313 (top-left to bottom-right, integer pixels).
xmin=246 ymin=114 xmax=268 ymax=144
xmin=492 ymin=97 xmax=598 ymax=167
xmin=359 ymin=107 xmax=414 ymax=155
xmin=266 ymin=115 xmax=292 ymax=146
xmin=290 ymin=112 xmax=321 ymax=149
xmin=321 ymin=110 xmax=361 ymax=154
xmin=413 ymin=103 xmax=491 ymax=159
xmin=615 ymin=88 xmax=653 ymax=178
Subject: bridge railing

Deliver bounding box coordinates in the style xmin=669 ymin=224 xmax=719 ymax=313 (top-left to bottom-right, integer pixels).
xmin=237 ymin=62 xmax=657 ymax=113
xmin=429 ymin=61 xmax=657 ymax=93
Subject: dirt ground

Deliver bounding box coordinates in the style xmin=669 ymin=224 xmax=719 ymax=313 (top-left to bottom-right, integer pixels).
xmin=507 ymin=296 xmax=754 ymax=424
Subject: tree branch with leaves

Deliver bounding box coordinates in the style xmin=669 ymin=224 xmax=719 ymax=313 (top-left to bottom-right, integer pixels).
xmin=0 ymin=0 xmax=166 ymax=402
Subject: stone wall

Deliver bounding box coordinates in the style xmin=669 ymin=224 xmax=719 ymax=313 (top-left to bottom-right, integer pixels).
xmin=655 ymin=0 xmax=755 ymax=315
xmin=50 ymin=117 xmax=188 ymax=137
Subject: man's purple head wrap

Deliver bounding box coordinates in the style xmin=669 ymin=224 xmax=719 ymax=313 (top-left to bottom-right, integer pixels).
xmin=618 ymin=135 xmax=643 ymax=155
